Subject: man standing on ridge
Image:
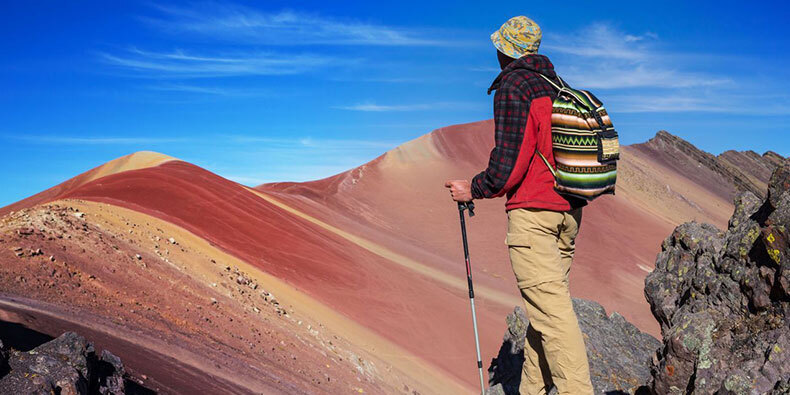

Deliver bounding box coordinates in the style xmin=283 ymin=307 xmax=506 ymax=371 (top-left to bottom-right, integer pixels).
xmin=444 ymin=16 xmax=594 ymax=394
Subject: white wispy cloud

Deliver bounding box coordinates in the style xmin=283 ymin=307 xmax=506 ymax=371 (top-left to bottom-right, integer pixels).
xmin=6 ymin=133 xmax=402 ymax=150
xmin=225 ymin=135 xmax=399 ymax=149
xmin=146 ymin=83 xmax=273 ymax=97
xmin=333 ymin=101 xmax=481 ymax=112
xmin=560 ymin=64 xmax=731 ymax=89
xmin=468 ymin=66 xmax=500 ymax=73
xmin=327 ymin=76 xmax=426 ymax=84
xmin=624 ymin=32 xmax=658 ymax=42
xmin=545 ymin=24 xmax=653 ymax=61
xmin=605 ymin=94 xmax=729 ymax=113
xmin=7 ymin=135 xmax=189 ymax=145
xmin=99 ymin=47 xmax=339 ymax=78
xmin=606 ymin=93 xmax=790 ymax=114
xmin=335 ymin=103 xmax=433 ymax=112
xmin=144 ymin=3 xmax=460 ymax=47
xmin=545 ymin=24 xmax=730 ymax=89
xmin=147 ymin=83 xmax=230 ymax=95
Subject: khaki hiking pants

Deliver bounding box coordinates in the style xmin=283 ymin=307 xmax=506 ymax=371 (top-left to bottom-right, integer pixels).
xmin=506 ymin=208 xmax=593 ymax=395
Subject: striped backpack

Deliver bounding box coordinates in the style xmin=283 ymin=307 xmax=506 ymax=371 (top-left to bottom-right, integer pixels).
xmin=536 ymin=74 xmax=620 ymax=200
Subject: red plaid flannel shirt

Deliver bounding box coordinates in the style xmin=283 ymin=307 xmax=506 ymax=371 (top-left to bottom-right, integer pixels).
xmin=471 ymin=55 xmax=585 ymax=211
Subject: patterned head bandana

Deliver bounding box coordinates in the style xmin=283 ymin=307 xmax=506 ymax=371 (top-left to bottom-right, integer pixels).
xmin=491 ymin=16 xmax=542 ymax=59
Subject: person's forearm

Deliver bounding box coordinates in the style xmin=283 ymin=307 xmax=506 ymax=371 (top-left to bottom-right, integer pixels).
xmin=471 ymin=169 xmax=502 ymax=199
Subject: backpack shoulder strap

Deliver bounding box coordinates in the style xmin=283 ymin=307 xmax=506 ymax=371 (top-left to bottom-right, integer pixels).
xmin=537 ymin=73 xmax=594 ymax=112
xmin=535 ymin=149 xmax=557 ymax=178
xmin=537 ymin=73 xmax=563 ymax=91
xmin=532 ymin=74 xmax=560 ymax=178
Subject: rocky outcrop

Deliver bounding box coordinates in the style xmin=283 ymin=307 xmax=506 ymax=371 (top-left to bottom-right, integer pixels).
xmin=645 ymin=161 xmax=790 ymax=394
xmin=0 ymin=331 xmax=126 ymax=394
xmin=0 ymin=340 xmax=8 ymax=377
xmin=486 ymin=299 xmax=660 ymax=394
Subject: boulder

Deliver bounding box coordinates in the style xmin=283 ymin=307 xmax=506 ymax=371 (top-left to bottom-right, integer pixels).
xmin=486 ymin=299 xmax=660 ymax=394
xmin=0 ymin=331 xmax=126 ymax=394
xmin=0 ymin=332 xmax=93 ymax=394
xmin=0 ymin=340 xmax=8 ymax=376
xmin=97 ymin=349 xmax=125 ymax=394
xmin=645 ymin=161 xmax=790 ymax=394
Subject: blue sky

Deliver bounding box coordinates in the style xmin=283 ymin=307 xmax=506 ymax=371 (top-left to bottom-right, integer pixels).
xmin=2 ymin=1 xmax=789 ymax=206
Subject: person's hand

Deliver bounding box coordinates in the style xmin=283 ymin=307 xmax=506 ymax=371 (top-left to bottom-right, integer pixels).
xmin=444 ymin=180 xmax=473 ymax=202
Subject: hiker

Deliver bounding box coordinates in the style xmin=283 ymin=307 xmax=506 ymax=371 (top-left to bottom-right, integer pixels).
xmin=445 ymin=16 xmax=594 ymax=394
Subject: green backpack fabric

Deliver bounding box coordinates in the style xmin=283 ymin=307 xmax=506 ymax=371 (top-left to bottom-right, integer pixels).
xmin=536 ymin=74 xmax=620 ymax=201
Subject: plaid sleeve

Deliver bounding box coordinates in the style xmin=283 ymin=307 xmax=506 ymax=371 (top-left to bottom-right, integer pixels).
xmin=471 ymin=84 xmax=530 ymax=199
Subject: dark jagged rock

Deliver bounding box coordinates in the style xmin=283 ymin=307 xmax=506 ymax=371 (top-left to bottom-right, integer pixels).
xmin=768 ymin=163 xmax=790 ymax=210
xmin=486 ymin=299 xmax=660 ymax=394
xmin=0 ymin=331 xmax=93 ymax=394
xmin=770 ymin=378 xmax=790 ymax=394
xmin=0 ymin=331 xmax=126 ymax=394
xmin=98 ymin=350 xmax=126 ymax=394
xmin=0 ymin=340 xmax=8 ymax=377
xmin=645 ymin=161 xmax=790 ymax=394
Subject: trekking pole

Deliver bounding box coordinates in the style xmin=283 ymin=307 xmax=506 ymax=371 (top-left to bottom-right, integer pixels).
xmin=457 ymin=201 xmax=486 ymax=394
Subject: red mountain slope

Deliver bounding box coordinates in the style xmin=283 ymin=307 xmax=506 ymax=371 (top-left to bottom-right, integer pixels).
xmin=0 ymin=156 xmax=484 ymax=392
xmin=1 ymin=121 xmax=784 ymax=393
xmin=258 ymin=121 xmax=784 ymax=341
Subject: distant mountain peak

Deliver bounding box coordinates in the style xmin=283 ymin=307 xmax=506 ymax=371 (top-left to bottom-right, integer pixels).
xmin=647 ymin=130 xmax=700 ymax=152
xmin=653 ymin=129 xmax=679 ymax=140
xmin=637 ymin=129 xmax=787 ymax=199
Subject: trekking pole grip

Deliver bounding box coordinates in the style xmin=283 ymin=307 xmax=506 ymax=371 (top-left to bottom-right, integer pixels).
xmin=458 ymin=201 xmax=475 ymax=217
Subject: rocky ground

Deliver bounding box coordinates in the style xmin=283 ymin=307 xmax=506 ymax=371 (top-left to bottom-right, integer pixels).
xmin=485 ymin=299 xmax=659 ymax=395
xmin=645 ymin=162 xmax=790 ymax=394
xmin=0 ymin=200 xmax=419 ymax=394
